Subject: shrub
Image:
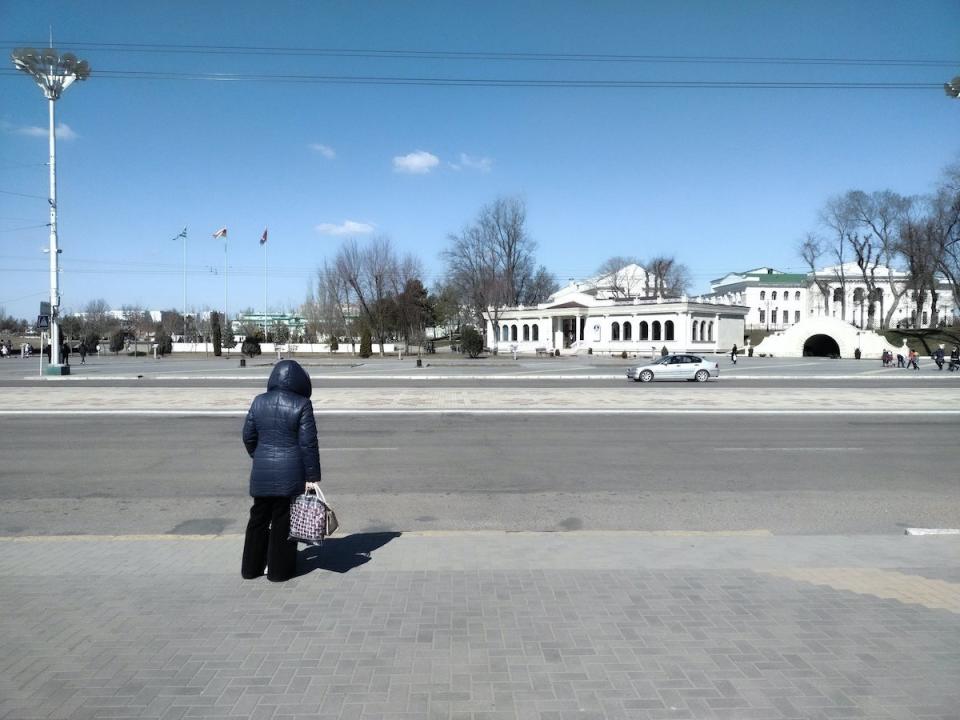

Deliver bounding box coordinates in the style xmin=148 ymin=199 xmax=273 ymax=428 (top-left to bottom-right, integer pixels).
xmin=359 ymin=328 xmax=372 ymax=358
xmin=621 ymin=350 xmax=627 ymax=359
xmin=461 ymin=326 xmax=483 ymax=358
xmin=554 ymin=348 xmax=560 ymax=357
xmin=329 ymin=335 xmax=339 ymax=352
xmin=241 ymin=335 xmax=261 ymax=358
xmin=109 ymin=330 xmax=126 ymax=355
xmin=155 ymin=330 xmax=173 ymax=356
xmin=747 ymin=347 xmax=753 ymax=357
xmin=661 ymin=346 xmax=669 ymax=356
xmin=83 ymin=331 xmax=100 ymax=352
xmin=587 ymin=347 xmax=593 ymax=355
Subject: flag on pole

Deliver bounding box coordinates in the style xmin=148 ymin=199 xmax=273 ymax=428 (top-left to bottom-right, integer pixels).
xmin=213 ymin=227 xmax=227 ymax=239
xmin=173 ymin=226 xmax=187 ymax=240
xmin=260 ymin=228 xmax=268 ymax=245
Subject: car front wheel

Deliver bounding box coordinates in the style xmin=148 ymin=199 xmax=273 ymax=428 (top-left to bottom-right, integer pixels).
xmin=695 ymin=369 xmax=710 ymax=383
xmin=639 ymin=369 xmax=654 ymax=383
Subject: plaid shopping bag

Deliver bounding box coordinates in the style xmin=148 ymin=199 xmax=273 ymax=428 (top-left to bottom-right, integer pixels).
xmin=289 ymin=483 xmax=338 ymax=544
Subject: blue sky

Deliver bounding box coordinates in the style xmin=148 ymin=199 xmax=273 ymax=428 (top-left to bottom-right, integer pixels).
xmin=2 ymin=0 xmax=958 ymax=321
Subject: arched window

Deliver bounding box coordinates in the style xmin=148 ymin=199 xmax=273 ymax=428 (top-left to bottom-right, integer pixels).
xmin=653 ymin=321 xmax=662 ymax=341
xmin=691 ymin=321 xmax=699 ymax=341
xmin=853 ymin=288 xmax=865 ymax=303
xmin=532 ymin=325 xmax=539 ymax=342
xmin=611 ymin=322 xmax=620 ymax=341
xmin=772 ymin=291 xmax=777 ymax=300
xmin=665 ymin=320 xmax=674 ymax=341
xmin=833 ymin=287 xmax=843 ymax=302
xmin=760 ymin=290 xmax=766 ymax=300
xmin=708 ymin=322 xmax=714 ymax=341
xmin=639 ymin=321 xmax=649 ymax=341
xmin=795 ymin=291 xmax=801 ymax=301
xmin=511 ymin=325 xmax=518 ymax=342
xmin=623 ymin=321 xmax=632 ymax=341
xmin=501 ymin=325 xmax=508 ymax=342
xmin=700 ymin=321 xmax=706 ymax=342
xmin=522 ymin=324 xmax=530 ymax=341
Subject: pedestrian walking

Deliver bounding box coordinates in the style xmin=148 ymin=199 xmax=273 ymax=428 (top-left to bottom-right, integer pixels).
xmin=730 ymin=344 xmax=738 ymax=364
xmin=908 ymin=349 xmax=919 ymax=370
xmin=61 ymin=341 xmax=70 ymax=366
xmin=896 ymin=353 xmax=905 ymax=368
xmin=949 ymin=346 xmax=960 ymax=371
xmin=241 ymin=359 xmax=321 ymax=582
xmin=44 ymin=343 xmax=51 ymax=363
xmin=933 ymin=345 xmax=945 ymax=370
xmin=79 ymin=341 xmax=87 ymax=365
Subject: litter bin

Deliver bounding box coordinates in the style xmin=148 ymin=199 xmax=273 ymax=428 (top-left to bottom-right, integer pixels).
xmin=240 ymin=358 xmax=246 ymax=367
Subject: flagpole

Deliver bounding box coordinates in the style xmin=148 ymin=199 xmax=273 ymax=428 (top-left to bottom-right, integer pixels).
xmin=224 ymin=235 xmax=228 ymax=342
xmin=182 ymin=227 xmax=187 ymax=342
xmin=263 ymin=239 xmax=268 ymax=343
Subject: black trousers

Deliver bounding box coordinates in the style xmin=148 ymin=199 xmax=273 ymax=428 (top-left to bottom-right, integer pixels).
xmin=241 ymin=496 xmax=298 ymax=581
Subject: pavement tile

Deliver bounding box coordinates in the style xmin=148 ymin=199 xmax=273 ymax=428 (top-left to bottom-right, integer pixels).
xmin=2 ymin=537 xmax=959 ymax=720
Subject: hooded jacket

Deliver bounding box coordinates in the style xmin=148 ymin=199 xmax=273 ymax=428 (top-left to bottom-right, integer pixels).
xmin=242 ymin=360 xmax=321 ymax=496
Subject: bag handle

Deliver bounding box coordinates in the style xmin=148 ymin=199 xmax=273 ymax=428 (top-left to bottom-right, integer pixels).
xmin=305 ymin=481 xmax=326 ymax=504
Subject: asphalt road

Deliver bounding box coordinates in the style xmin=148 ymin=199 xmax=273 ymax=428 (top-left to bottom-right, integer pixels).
xmin=2 ymin=414 xmax=957 ymax=536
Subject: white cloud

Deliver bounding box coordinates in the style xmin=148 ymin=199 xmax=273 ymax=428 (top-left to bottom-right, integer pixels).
xmin=315 ymin=220 xmax=376 ymax=236
xmin=458 ymin=153 xmax=493 ymax=172
xmin=15 ymin=122 xmax=78 ymax=140
xmin=393 ymin=150 xmax=439 ymax=174
xmin=309 ymin=143 xmax=336 ymax=159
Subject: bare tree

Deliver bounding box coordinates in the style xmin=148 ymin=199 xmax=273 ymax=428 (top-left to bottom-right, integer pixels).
xmin=841 ymin=190 xmax=916 ymax=328
xmin=335 ymin=236 xmax=402 ymax=355
xmin=798 ymin=233 xmax=831 ymax=316
xmin=820 ymin=197 xmax=854 ymax=321
xmin=931 ymin=160 xmax=960 ymax=314
xmin=522 ymin=266 xmax=559 ymax=305
xmin=443 ymin=196 xmax=541 ymax=349
xmin=595 ymin=256 xmax=645 ymax=299
xmin=644 ymin=256 xmax=691 ymax=296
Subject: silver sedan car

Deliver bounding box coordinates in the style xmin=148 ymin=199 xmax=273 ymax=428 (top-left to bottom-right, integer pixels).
xmin=626 ymin=354 xmax=720 ymax=383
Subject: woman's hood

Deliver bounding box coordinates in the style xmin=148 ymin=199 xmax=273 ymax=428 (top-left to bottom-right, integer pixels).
xmin=266 ymin=359 xmax=312 ymax=398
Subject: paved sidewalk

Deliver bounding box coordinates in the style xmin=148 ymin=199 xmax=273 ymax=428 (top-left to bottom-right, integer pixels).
xmin=1 ymin=533 xmax=957 ymax=720
xmin=2 ymin=386 xmax=960 ymax=413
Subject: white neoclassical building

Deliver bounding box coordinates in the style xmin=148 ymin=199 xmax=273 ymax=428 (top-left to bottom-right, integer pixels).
xmin=486 ymin=264 xmax=747 ymax=355
xmin=707 ymin=265 xmax=956 ymax=331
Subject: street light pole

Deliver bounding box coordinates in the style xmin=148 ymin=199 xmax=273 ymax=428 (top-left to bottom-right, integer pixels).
xmin=11 ymin=47 xmax=90 ymax=375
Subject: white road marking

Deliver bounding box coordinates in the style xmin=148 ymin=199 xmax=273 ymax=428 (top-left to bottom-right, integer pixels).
xmin=23 ymin=373 xmax=958 ymax=381
xmin=904 ymin=528 xmax=960 ymax=536
xmin=0 ymin=528 xmax=774 ymax=542
xmin=1 ymin=409 xmax=958 ymax=416
xmin=325 ymin=447 xmax=398 ymax=451
xmin=714 ymin=447 xmax=865 ymax=452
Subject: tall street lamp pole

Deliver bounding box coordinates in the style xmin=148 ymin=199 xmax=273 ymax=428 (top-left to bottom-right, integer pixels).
xmin=11 ymin=47 xmax=90 ymax=375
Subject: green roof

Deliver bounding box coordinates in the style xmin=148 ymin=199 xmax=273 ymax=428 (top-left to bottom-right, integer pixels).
xmin=743 ymin=272 xmax=807 ymax=285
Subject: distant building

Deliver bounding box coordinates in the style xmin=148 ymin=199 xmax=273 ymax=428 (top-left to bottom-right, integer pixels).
xmin=707 ymin=265 xmax=956 ymax=330
xmin=487 ymin=264 xmax=747 ymax=354
xmin=230 ymin=312 xmax=307 ymax=337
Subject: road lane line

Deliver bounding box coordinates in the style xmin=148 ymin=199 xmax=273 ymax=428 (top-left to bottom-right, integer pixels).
xmin=1 ymin=409 xmax=958 ymax=416
xmin=714 ymin=447 xmax=865 ymax=452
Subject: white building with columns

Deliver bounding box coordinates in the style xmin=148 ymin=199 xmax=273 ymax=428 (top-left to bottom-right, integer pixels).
xmin=486 ymin=264 xmax=747 ymax=355
xmin=707 ymin=265 xmax=956 ymax=331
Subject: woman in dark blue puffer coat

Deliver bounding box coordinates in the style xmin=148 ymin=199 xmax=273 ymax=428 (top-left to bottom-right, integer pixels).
xmin=241 ymin=359 xmax=321 ymax=581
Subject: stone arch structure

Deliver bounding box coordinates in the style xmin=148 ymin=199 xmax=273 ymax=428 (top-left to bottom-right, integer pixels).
xmin=803 ymin=334 xmax=840 ymax=357
xmin=753 ymin=317 xmax=906 ymax=359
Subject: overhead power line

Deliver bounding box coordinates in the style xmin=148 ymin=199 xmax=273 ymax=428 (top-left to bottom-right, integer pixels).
xmin=0 ymin=68 xmax=941 ymax=90
xmin=2 ymin=40 xmax=955 ymax=67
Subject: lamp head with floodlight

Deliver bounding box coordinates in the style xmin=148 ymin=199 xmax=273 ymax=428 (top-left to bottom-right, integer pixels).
xmin=11 ymin=47 xmax=91 ymax=100
xmin=945 ymin=76 xmax=960 ymax=100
